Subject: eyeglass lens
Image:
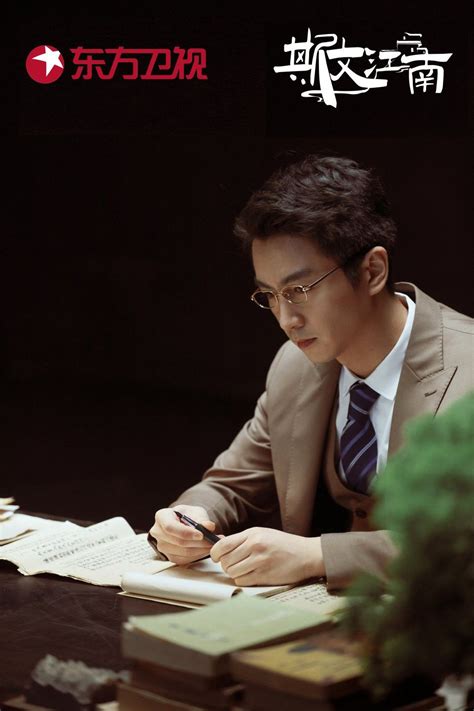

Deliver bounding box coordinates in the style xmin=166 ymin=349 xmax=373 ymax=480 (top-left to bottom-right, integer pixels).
xmin=254 ymin=285 xmax=306 ymax=308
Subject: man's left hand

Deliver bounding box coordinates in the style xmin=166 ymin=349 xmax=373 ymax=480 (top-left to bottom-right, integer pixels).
xmin=210 ymin=527 xmax=325 ymax=586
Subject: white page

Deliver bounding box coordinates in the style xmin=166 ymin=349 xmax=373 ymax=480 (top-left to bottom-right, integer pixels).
xmin=54 ymin=532 xmax=174 ymax=586
xmin=118 ymin=590 xmax=202 ymax=608
xmin=0 ymin=520 xmax=81 ymax=553
xmin=269 ymin=581 xmax=346 ymax=615
xmin=120 ymin=557 xmax=295 ymax=606
xmin=0 ymin=513 xmax=80 ymax=544
xmin=0 ymin=507 xmax=18 ymax=522
xmin=0 ymin=516 xmax=174 ymax=586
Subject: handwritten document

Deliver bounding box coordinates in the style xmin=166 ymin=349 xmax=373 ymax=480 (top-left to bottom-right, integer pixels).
xmin=0 ymin=516 xmax=173 ymax=586
xmin=270 ymin=581 xmax=345 ymax=616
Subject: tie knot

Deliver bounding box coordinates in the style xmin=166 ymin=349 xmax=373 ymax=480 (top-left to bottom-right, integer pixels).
xmin=349 ymin=381 xmax=379 ymax=416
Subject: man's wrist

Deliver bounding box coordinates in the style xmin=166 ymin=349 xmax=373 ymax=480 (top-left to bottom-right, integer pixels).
xmin=303 ymin=536 xmax=326 ymax=579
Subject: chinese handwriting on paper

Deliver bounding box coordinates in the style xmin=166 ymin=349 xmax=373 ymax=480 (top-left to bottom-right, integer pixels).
xmin=273 ymin=32 xmax=452 ymax=107
xmin=70 ymin=46 xmax=208 ymax=80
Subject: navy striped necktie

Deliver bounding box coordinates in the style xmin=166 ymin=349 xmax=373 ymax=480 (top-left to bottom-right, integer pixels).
xmin=340 ymin=381 xmax=380 ymax=495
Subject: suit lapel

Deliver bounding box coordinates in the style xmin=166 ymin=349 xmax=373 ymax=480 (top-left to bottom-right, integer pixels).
xmin=389 ymin=363 xmax=457 ymax=455
xmin=389 ymin=282 xmax=457 ymax=456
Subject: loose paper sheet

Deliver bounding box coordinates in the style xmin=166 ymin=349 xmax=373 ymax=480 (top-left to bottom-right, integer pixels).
xmin=0 ymin=496 xmax=19 ymax=525
xmin=0 ymin=516 xmax=174 ymax=586
xmin=0 ymin=513 xmax=79 ymax=545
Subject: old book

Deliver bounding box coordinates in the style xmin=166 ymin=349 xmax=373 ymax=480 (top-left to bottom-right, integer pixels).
xmin=231 ymin=631 xmax=443 ymax=711
xmin=120 ymin=557 xmax=296 ymax=608
xmin=241 ymin=682 xmax=446 ymax=711
xmin=122 ymin=594 xmax=333 ymax=679
xmin=130 ymin=659 xmax=234 ymax=691
xmin=230 ymin=628 xmax=364 ymax=702
xmin=241 ymin=683 xmax=350 ymax=710
xmin=120 ymin=557 xmax=345 ymax=612
xmin=129 ymin=660 xmax=243 ymax=708
xmin=130 ymin=659 xmax=231 ymax=691
xmin=117 ymin=682 xmax=207 ymax=710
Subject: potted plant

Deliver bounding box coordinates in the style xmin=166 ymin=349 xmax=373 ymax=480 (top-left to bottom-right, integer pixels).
xmin=341 ymin=392 xmax=474 ymax=709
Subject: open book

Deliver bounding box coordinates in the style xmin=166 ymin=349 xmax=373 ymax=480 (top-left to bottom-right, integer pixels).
xmin=120 ymin=557 xmax=344 ymax=613
xmin=120 ymin=557 xmax=295 ymax=607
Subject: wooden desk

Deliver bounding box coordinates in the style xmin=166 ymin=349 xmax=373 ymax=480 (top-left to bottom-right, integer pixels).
xmin=0 ymin=514 xmax=182 ymax=701
xmin=0 ymin=515 xmax=446 ymax=710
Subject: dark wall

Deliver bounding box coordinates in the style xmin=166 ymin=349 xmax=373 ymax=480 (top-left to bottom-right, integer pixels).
xmin=6 ymin=4 xmax=472 ymax=529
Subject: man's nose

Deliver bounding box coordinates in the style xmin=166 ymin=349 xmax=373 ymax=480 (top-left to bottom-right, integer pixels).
xmin=275 ymin=298 xmax=304 ymax=332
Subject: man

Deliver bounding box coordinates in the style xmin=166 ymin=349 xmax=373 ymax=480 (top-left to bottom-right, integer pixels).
xmin=149 ymin=154 xmax=472 ymax=590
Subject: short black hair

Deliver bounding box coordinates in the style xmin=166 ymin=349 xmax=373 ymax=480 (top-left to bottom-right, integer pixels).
xmin=234 ymin=154 xmax=397 ymax=291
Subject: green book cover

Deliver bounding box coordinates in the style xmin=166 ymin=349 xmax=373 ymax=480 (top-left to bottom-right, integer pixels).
xmin=127 ymin=594 xmax=329 ymax=657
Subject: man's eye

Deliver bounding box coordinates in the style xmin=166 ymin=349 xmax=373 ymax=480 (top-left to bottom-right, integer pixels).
xmin=291 ymin=285 xmax=305 ymax=295
xmin=254 ymin=291 xmax=275 ymax=307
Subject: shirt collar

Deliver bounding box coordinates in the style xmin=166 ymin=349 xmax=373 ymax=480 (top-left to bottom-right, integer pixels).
xmin=340 ymin=292 xmax=416 ymax=401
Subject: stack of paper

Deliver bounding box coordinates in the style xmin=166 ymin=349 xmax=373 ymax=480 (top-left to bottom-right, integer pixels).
xmin=0 ymin=498 xmax=76 ymax=546
xmin=0 ymin=496 xmax=19 ymax=522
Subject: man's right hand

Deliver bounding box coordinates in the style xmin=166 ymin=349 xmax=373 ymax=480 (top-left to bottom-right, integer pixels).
xmin=149 ymin=504 xmax=219 ymax=565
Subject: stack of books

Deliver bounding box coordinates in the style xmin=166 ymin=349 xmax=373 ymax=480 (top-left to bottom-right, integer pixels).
xmin=117 ymin=664 xmax=243 ymax=710
xmin=119 ymin=594 xmax=334 ymax=710
xmin=229 ymin=629 xmax=445 ymax=711
xmin=230 ymin=627 xmax=365 ymax=710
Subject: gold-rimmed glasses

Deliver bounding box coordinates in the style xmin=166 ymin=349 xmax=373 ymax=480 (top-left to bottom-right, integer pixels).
xmin=251 ymin=264 xmax=342 ymax=309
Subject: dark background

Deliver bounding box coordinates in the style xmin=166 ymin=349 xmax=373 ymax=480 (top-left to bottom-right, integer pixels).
xmin=6 ymin=3 xmax=472 ymax=530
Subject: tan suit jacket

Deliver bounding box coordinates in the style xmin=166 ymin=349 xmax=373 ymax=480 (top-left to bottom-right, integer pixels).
xmin=172 ymin=283 xmax=473 ymax=589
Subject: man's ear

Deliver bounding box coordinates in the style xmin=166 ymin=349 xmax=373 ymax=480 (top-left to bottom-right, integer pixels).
xmin=364 ymin=247 xmax=389 ymax=295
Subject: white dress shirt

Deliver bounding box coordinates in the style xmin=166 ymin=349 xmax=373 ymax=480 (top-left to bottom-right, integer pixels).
xmin=336 ymin=292 xmax=416 ymax=483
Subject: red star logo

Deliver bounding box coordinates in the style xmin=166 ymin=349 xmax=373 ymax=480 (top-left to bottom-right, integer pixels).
xmin=25 ymin=45 xmax=65 ymax=84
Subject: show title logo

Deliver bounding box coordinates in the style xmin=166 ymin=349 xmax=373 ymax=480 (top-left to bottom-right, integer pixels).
xmin=25 ymin=44 xmax=208 ymax=84
xmin=273 ymin=32 xmax=452 ymax=107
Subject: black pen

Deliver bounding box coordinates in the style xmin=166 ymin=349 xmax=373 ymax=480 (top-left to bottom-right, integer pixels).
xmin=174 ymin=511 xmax=220 ymax=543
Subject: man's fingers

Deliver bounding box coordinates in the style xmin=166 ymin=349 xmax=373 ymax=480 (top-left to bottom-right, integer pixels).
xmin=156 ymin=525 xmax=216 ymax=549
xmin=150 ymin=525 xmax=198 ymax=546
xmin=200 ymin=520 xmax=216 ymax=531
xmin=158 ymin=541 xmax=212 ymax=560
xmin=210 ymin=531 xmax=246 ymax=562
xmin=156 ymin=512 xmax=216 ymax=540
xmin=158 ymin=516 xmax=203 ymax=541
xmin=151 ymin=508 xmax=218 ymax=559
xmin=233 ymin=572 xmax=261 ymax=587
xmin=224 ymin=554 xmax=257 ymax=581
xmin=164 ymin=551 xmax=209 ymax=566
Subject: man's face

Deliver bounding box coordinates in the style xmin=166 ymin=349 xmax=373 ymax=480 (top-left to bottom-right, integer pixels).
xmin=251 ymin=235 xmax=370 ymax=366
